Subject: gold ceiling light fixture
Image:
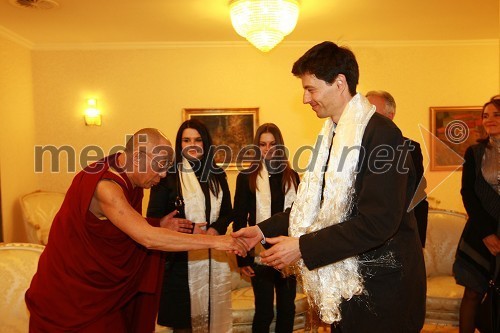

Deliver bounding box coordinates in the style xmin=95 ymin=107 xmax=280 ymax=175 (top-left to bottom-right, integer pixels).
xmin=9 ymin=0 xmax=59 ymax=10
xmin=229 ymin=0 xmax=300 ymax=52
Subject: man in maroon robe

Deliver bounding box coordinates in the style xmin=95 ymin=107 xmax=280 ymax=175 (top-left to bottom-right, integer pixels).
xmin=26 ymin=128 xmax=244 ymax=333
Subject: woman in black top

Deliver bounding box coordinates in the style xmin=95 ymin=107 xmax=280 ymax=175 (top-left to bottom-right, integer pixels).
xmin=453 ymin=95 xmax=500 ymax=333
xmin=147 ymin=120 xmax=233 ymax=333
xmin=233 ymin=123 xmax=300 ymax=333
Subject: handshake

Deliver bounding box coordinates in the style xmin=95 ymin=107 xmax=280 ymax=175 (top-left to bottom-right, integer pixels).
xmin=229 ymin=226 xmax=302 ymax=269
xmin=160 ymin=211 xmax=301 ymax=268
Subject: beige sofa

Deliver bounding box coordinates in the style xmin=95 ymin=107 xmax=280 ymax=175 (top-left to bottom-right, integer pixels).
xmin=0 ymin=243 xmax=45 ymax=333
xmin=424 ymin=209 xmax=467 ymax=325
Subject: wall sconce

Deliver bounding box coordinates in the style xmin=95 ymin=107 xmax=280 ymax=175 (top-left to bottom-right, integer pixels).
xmin=84 ymin=98 xmax=101 ymax=126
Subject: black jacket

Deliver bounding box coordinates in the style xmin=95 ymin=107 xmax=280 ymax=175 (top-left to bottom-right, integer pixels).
xmin=146 ymin=167 xmax=232 ymax=327
xmin=457 ymin=142 xmax=500 ymax=277
xmin=258 ymin=113 xmax=426 ymax=332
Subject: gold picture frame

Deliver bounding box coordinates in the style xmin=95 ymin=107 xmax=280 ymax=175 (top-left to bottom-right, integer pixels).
xmin=183 ymin=108 xmax=259 ymax=170
xmin=429 ymin=106 xmax=485 ymax=171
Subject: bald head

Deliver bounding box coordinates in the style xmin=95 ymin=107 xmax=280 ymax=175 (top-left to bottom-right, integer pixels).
xmin=366 ymin=90 xmax=396 ymax=120
xmin=122 ymin=128 xmax=173 ymax=174
xmin=125 ymin=128 xmax=171 ymax=154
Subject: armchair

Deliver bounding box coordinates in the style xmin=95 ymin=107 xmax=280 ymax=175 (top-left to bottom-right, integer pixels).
xmin=20 ymin=190 xmax=65 ymax=245
xmin=424 ymin=209 xmax=467 ymax=325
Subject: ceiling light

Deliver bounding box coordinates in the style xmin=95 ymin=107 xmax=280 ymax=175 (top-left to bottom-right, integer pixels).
xmin=229 ymin=0 xmax=300 ymax=52
xmin=9 ymin=0 xmax=59 ymax=10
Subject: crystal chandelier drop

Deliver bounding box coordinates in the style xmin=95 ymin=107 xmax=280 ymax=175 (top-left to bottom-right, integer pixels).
xmin=230 ymin=0 xmax=300 ymax=52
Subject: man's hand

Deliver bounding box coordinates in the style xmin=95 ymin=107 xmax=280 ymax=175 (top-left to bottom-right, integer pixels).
xmin=240 ymin=265 xmax=255 ymax=277
xmin=159 ymin=210 xmax=200 ymax=234
xmin=213 ymin=234 xmax=247 ymax=257
xmin=260 ymin=236 xmax=301 ymax=270
xmin=231 ymin=226 xmax=263 ymax=252
xmin=483 ymin=234 xmax=500 ymax=256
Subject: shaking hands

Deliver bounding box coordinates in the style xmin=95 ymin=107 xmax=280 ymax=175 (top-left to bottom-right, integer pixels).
xmin=231 ymin=226 xmax=302 ymax=269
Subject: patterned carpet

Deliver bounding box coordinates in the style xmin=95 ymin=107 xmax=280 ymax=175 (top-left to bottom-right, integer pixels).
xmin=293 ymin=323 xmax=461 ymax=332
xmin=421 ymin=324 xmax=460 ymax=332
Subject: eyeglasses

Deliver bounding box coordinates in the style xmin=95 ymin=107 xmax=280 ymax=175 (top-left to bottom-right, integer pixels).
xmin=139 ymin=151 xmax=172 ymax=173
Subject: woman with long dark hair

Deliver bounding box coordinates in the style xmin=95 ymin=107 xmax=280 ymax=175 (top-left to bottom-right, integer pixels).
xmin=453 ymin=95 xmax=500 ymax=333
xmin=147 ymin=119 xmax=233 ymax=333
xmin=233 ymin=123 xmax=299 ymax=332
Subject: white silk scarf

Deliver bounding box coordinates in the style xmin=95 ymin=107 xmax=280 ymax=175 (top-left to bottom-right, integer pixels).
xmin=180 ymin=157 xmax=232 ymax=333
xmin=256 ymin=162 xmax=297 ymax=224
xmin=289 ymin=93 xmax=375 ymax=323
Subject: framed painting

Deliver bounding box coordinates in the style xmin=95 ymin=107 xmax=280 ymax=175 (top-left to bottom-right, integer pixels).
xmin=429 ymin=106 xmax=485 ymax=171
xmin=183 ymin=108 xmax=259 ymax=170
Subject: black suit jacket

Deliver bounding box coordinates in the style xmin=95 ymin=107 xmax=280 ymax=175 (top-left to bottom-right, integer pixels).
xmin=259 ymin=113 xmax=426 ymax=332
xmin=406 ymin=138 xmax=429 ymax=247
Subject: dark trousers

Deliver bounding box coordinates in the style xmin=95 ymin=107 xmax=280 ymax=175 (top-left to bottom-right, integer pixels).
xmin=251 ymin=264 xmax=297 ymax=333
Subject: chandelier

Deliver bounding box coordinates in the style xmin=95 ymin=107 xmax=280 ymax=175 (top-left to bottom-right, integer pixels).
xmin=229 ymin=0 xmax=300 ymax=52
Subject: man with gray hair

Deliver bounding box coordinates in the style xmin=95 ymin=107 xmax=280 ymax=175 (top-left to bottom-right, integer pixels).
xmin=366 ymin=90 xmax=429 ymax=247
xmin=365 ymin=90 xmax=396 ymax=120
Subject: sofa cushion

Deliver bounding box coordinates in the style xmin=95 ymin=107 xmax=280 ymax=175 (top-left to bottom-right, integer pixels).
xmin=425 ymin=274 xmax=463 ymax=325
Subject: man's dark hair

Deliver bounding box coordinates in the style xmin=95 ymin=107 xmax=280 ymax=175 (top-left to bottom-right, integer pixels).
xmin=291 ymin=41 xmax=359 ymax=96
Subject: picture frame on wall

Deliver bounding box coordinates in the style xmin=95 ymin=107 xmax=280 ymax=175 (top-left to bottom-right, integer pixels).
xmin=183 ymin=108 xmax=259 ymax=170
xmin=429 ymin=106 xmax=485 ymax=171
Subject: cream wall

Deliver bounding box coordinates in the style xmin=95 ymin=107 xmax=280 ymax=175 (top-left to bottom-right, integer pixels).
xmin=1 ymin=39 xmax=499 ymax=241
xmin=354 ymin=42 xmax=499 ymax=212
xmin=30 ymin=45 xmax=325 ymax=217
xmin=0 ymin=35 xmax=37 ymax=242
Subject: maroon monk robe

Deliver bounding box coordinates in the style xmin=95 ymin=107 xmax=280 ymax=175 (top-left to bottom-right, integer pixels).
xmin=26 ymin=154 xmax=164 ymax=333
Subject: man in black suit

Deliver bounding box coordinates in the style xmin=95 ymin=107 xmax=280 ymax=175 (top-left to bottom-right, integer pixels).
xmin=366 ymin=90 xmax=429 ymax=247
xmin=233 ymin=41 xmax=426 ymax=332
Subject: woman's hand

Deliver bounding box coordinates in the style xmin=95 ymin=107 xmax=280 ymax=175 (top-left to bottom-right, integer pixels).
xmin=483 ymin=234 xmax=500 ymax=255
xmin=240 ymin=265 xmax=255 ymax=277
xmin=159 ymin=210 xmax=197 ymax=234
xmin=193 ymin=223 xmax=208 ymax=234
xmin=206 ymin=227 xmax=219 ymax=236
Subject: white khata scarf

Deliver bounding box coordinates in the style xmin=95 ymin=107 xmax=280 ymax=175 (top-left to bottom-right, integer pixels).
xmin=289 ymin=93 xmax=375 ymax=324
xmin=255 ymin=162 xmax=297 ymax=263
xmin=256 ymin=162 xmax=297 ymax=223
xmin=180 ymin=157 xmax=232 ymax=333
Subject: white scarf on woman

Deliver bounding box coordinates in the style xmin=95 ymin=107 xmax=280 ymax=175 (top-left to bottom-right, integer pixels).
xmin=255 ymin=162 xmax=297 ymax=263
xmin=289 ymin=93 xmax=375 ymax=324
xmin=180 ymin=157 xmax=232 ymax=333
